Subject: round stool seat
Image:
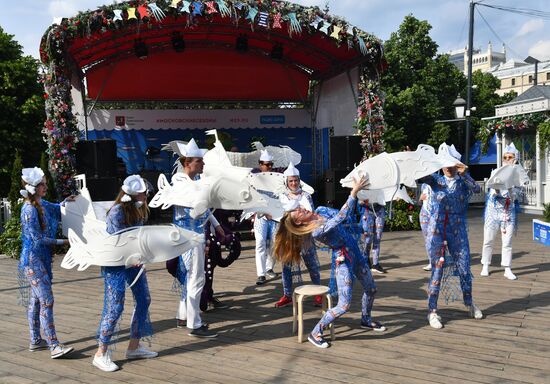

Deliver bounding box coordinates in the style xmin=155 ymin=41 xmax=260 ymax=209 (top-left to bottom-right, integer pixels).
xmin=294 ymin=285 xmax=329 ymax=296
xmin=292 ymin=285 xmax=334 ymax=343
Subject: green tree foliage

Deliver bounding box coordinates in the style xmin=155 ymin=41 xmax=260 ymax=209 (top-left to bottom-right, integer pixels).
xmin=381 ymin=15 xmax=466 ymax=151
xmin=0 ymin=27 xmax=46 ymax=196
xmin=7 ymin=150 xmax=23 ymax=206
xmin=39 ymin=152 xmax=57 ymax=201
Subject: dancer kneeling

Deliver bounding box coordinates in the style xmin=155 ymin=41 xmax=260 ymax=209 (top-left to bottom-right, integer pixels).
xmin=93 ymin=175 xmax=157 ymax=372
xmin=274 ymin=176 xmax=386 ymax=349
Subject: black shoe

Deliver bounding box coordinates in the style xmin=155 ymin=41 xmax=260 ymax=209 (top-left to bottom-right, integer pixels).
xmin=371 ymin=264 xmax=386 ymax=274
xmin=209 ymin=297 xmax=228 ymax=309
xmin=307 ymin=333 xmax=330 ymax=349
xmin=360 ymin=321 xmax=387 ymax=332
xmin=256 ymin=276 xmax=266 ymax=285
xmin=265 ymin=269 xmax=278 ymax=279
xmin=188 ymin=325 xmax=218 ymax=338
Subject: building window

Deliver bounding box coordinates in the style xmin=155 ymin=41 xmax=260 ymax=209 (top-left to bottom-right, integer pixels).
xmin=511 ymin=78 xmax=516 ymax=86
xmin=528 ymin=75 xmax=533 ymax=83
xmin=547 ymin=72 xmax=550 ymax=81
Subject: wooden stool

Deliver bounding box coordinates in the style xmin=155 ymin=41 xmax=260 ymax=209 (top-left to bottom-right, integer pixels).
xmin=292 ymin=285 xmax=334 ymax=343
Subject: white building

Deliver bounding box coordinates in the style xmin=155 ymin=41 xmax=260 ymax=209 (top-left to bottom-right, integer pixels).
xmin=447 ymin=42 xmax=507 ymax=74
xmin=486 ymin=59 xmax=550 ymax=96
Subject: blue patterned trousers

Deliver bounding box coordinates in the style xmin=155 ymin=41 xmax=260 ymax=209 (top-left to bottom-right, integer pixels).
xmin=25 ymin=259 xmax=59 ymax=349
xmin=97 ymin=266 xmax=152 ymax=345
xmin=311 ymin=261 xmax=376 ymax=337
xmin=281 ymin=246 xmax=320 ymax=297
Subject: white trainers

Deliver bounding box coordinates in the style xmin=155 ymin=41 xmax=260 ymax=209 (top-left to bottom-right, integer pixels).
xmin=93 ymin=350 xmax=119 ymax=372
xmin=428 ymin=312 xmax=443 ymax=329
xmin=480 ymin=264 xmax=489 ymax=277
xmin=467 ymin=303 xmax=483 ymax=319
xmin=423 ymin=264 xmax=432 ymax=271
xmin=126 ymin=344 xmax=158 ymax=360
xmin=504 ymin=268 xmax=517 ymax=280
xmin=50 ymin=344 xmax=74 ymax=359
xmin=29 ymin=339 xmax=48 ymax=352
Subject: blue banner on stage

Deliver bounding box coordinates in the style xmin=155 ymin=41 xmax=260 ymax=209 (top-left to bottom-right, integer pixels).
xmin=260 ymin=115 xmax=285 ymax=124
xmin=533 ymin=219 xmax=550 ymax=247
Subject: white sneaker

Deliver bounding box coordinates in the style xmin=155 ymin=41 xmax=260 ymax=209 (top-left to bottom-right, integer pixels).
xmin=126 ymin=344 xmax=158 ymax=360
xmin=467 ymin=303 xmax=483 ymax=319
xmin=504 ymin=268 xmax=517 ymax=280
xmin=93 ymin=350 xmax=119 ymax=372
xmin=423 ymin=264 xmax=432 ymax=271
xmin=428 ymin=312 xmax=443 ymax=329
xmin=50 ymin=344 xmax=74 ymax=359
xmin=480 ymin=264 xmax=489 ymax=277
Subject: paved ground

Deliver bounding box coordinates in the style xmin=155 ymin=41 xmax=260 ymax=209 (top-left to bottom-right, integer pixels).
xmin=0 ymin=208 xmax=549 ymax=383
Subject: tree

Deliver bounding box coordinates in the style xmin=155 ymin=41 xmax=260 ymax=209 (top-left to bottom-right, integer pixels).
xmin=0 ymin=27 xmax=46 ymax=196
xmin=381 ymin=15 xmax=466 ymax=151
xmin=7 ymin=150 xmax=22 ymax=206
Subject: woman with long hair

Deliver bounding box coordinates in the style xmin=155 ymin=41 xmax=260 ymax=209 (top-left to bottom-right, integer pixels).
xmin=93 ymin=175 xmax=157 ymax=372
xmin=274 ymin=176 xmax=386 ymax=349
xmin=275 ymin=162 xmax=321 ymax=308
xmin=19 ymin=167 xmax=74 ymax=359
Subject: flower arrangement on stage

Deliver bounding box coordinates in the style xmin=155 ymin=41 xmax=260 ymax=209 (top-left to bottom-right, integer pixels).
xmin=479 ymin=112 xmax=549 ymax=154
xmin=354 ymin=69 xmax=386 ymax=158
xmin=40 ymin=45 xmax=80 ymax=197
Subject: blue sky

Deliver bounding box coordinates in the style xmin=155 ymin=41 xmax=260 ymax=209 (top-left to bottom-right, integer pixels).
xmin=1 ymin=0 xmax=549 ymax=62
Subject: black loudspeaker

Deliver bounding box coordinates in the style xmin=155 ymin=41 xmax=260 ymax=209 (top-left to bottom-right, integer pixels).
xmin=329 ymin=136 xmax=363 ymax=170
xmin=76 ymin=139 xmax=117 ymax=178
xmin=86 ymin=177 xmax=119 ymax=201
xmin=322 ymin=169 xmax=350 ymax=208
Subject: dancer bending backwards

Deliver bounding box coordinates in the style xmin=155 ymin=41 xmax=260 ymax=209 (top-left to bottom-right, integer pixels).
xmin=93 ymin=175 xmax=157 ymax=372
xmin=19 ymin=167 xmax=74 ymax=359
xmin=275 ymin=162 xmax=321 ymax=308
xmin=481 ymin=143 xmax=523 ymax=280
xmin=274 ymin=176 xmax=386 ymax=349
xmin=421 ymin=145 xmax=483 ymax=329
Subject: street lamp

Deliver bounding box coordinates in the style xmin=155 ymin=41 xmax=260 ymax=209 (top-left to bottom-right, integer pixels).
xmin=453 ymin=95 xmax=466 ymax=119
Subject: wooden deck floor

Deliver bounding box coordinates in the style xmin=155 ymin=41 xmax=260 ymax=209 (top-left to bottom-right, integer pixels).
xmin=1 ymin=209 xmax=549 ymax=384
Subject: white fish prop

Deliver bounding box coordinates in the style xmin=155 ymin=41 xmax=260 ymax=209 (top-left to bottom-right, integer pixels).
xmin=61 ymin=225 xmax=204 ymax=271
xmin=487 ymin=164 xmax=530 ymax=190
xmin=389 ymin=144 xmax=458 ymax=188
xmin=246 ymin=172 xmax=315 ymax=197
xmin=340 ymin=152 xmax=400 ymax=190
xmin=357 ymin=185 xmax=414 ymax=205
xmin=149 ymin=173 xmax=270 ymax=218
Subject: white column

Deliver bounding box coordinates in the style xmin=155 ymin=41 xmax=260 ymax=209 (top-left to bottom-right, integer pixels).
xmin=535 ymin=132 xmax=542 ymax=208
xmin=496 ymin=132 xmax=502 ymax=168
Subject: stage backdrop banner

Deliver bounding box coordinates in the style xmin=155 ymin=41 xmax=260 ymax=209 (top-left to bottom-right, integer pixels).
xmin=88 ymin=109 xmax=311 ymax=131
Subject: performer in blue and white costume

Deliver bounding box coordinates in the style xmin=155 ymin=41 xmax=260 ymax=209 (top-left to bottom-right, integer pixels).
xmin=358 ymin=200 xmax=387 ymax=273
xmin=93 ymin=175 xmax=157 ymax=372
xmin=252 ymin=149 xmax=279 ymax=285
xmin=18 ymin=167 xmax=74 ymax=359
xmin=274 ymin=177 xmax=386 ymax=349
xmin=275 ymin=162 xmax=321 ymax=308
xmin=421 ymin=144 xmax=483 ymax=329
xmin=481 ymin=143 xmax=522 ymax=280
xmin=419 ymin=183 xmax=434 ymax=271
xmin=173 ymin=139 xmax=223 ymax=338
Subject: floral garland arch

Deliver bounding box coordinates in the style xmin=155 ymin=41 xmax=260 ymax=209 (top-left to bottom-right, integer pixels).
xmin=40 ymin=0 xmax=386 ymax=195
xmin=479 ymin=111 xmax=550 ymax=153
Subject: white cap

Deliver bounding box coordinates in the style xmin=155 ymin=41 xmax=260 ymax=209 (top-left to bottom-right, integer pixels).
xmin=22 ymin=167 xmax=45 ymax=186
xmin=259 ymin=149 xmax=274 ymax=162
xmin=283 ymin=162 xmax=300 ymax=177
xmin=20 ymin=167 xmax=45 ymax=197
xmin=121 ymin=175 xmax=147 ymax=202
xmin=503 ymin=142 xmax=519 ymax=158
xmin=176 ymin=138 xmax=208 ymax=158
xmin=438 ymin=142 xmax=462 ymax=161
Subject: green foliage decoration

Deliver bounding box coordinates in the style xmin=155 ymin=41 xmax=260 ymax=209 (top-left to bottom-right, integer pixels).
xmin=542 ymin=203 xmax=550 ymax=223
xmin=0 ymin=202 xmax=22 ymax=259
xmin=8 ymin=151 xmax=23 ymax=207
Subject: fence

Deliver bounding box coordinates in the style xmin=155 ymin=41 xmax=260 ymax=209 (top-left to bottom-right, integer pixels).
xmin=0 ymin=198 xmax=12 ymax=230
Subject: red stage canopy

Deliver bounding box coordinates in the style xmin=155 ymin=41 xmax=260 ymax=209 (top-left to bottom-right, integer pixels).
xmin=66 ymin=15 xmax=373 ymax=102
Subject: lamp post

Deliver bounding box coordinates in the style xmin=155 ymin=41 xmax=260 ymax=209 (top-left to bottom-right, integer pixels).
xmin=453 ymin=95 xmax=467 ymax=161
